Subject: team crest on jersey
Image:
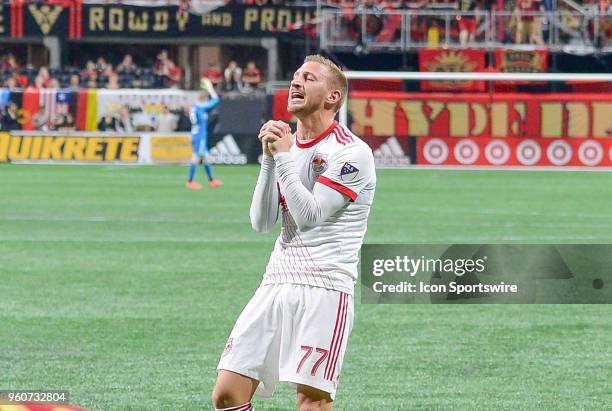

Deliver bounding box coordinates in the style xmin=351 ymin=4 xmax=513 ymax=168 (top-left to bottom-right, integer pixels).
xmin=312 ymin=153 xmax=328 ymax=173
xmin=340 ymin=162 xmax=359 ymax=182
xmin=222 ymin=338 xmax=233 ymax=357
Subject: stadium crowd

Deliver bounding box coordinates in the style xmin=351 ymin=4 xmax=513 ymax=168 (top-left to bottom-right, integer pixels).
xmin=0 ymin=51 xmax=264 ymax=92
xmin=326 ymin=0 xmax=610 ymax=47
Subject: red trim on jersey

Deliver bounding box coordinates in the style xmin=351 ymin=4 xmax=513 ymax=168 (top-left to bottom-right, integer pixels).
xmin=317 ymin=176 xmax=357 ymax=202
xmin=295 ymin=121 xmax=337 ymax=148
xmin=333 ymin=130 xmax=347 ymax=145
xmin=336 ymin=124 xmax=355 ymax=143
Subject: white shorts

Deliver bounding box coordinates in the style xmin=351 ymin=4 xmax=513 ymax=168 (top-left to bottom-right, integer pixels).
xmin=217 ymin=283 xmax=354 ymax=400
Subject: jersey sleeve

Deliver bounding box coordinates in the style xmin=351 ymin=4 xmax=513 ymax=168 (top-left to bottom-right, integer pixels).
xmin=202 ymin=96 xmax=220 ymax=111
xmin=316 ymin=144 xmax=375 ymax=202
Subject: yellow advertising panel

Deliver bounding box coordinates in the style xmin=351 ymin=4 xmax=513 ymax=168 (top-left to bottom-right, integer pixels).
xmin=0 ymin=132 xmax=140 ymax=163
xmin=151 ymin=135 xmax=192 ymax=163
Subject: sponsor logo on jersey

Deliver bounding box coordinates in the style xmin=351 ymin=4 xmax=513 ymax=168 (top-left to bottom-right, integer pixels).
xmin=340 ymin=162 xmax=359 ymax=181
xmin=312 ymin=153 xmax=328 ymax=173
xmin=222 ymin=338 xmax=233 ymax=357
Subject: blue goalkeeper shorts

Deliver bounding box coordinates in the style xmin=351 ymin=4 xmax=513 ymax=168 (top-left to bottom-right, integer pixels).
xmin=191 ymin=135 xmax=208 ymax=157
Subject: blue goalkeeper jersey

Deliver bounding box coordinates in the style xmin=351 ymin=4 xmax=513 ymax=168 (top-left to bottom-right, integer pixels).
xmin=190 ymin=96 xmax=220 ymax=139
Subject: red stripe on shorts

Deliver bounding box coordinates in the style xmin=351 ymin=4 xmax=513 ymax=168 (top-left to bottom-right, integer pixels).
xmin=325 ymin=292 xmax=347 ymax=380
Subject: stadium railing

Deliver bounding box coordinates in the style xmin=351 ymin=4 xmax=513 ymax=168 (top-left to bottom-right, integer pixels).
xmin=320 ymin=9 xmax=611 ymax=53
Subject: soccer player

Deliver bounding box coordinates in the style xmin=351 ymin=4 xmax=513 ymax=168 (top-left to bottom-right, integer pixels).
xmin=212 ymin=55 xmax=376 ymax=411
xmin=186 ymin=78 xmax=222 ymax=189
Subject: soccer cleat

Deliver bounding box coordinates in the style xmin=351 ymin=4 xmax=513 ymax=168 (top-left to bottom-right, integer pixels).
xmin=209 ymin=179 xmax=224 ymax=187
xmin=186 ymin=181 xmax=203 ymax=189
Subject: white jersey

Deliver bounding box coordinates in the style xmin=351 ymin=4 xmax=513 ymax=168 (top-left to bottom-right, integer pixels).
xmin=262 ymin=121 xmax=376 ymax=295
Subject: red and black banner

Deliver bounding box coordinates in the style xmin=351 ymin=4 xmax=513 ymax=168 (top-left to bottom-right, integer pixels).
xmin=0 ymin=2 xmax=315 ymax=39
xmin=418 ymin=49 xmax=486 ymax=92
xmin=6 ymin=0 xmax=76 ymax=38
xmin=345 ymin=91 xmax=612 ymax=140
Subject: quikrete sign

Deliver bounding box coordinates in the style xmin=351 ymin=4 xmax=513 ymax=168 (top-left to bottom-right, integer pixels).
xmin=0 ymin=133 xmax=140 ymax=163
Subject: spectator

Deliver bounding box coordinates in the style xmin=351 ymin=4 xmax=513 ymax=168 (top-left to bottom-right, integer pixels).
xmin=458 ymin=0 xmax=480 ymax=46
xmin=597 ymin=0 xmax=611 ymax=46
xmin=0 ymin=102 xmax=20 ymax=131
xmin=82 ymin=60 xmax=98 ymax=83
xmin=153 ymin=50 xmax=182 ymax=88
xmin=49 ymin=78 xmax=61 ymax=89
xmin=2 ymin=53 xmax=19 ymax=71
xmin=3 ymin=77 xmax=17 ymax=89
xmin=116 ymin=54 xmax=137 ymax=74
xmin=55 ymin=112 xmax=76 ymax=131
xmin=96 ymin=57 xmax=110 ymax=76
xmin=165 ymin=61 xmax=182 ymax=88
xmin=33 ymin=106 xmax=49 ymax=131
xmin=38 ymin=66 xmax=52 ymax=87
xmin=33 ymin=75 xmax=45 ymax=89
xmin=86 ymin=78 xmax=97 ymax=89
xmin=156 ymin=104 xmax=177 ymax=132
xmin=69 ymin=74 xmax=80 ymax=90
xmin=242 ymin=61 xmax=263 ymax=89
xmin=175 ymin=104 xmax=192 ymax=132
xmin=154 ymin=49 xmax=170 ymax=71
xmin=98 ymin=111 xmax=118 ymax=131
xmin=224 ymin=60 xmax=242 ymax=91
xmin=201 ymin=63 xmax=223 ymax=91
xmin=515 ymin=0 xmax=545 ymax=45
xmin=116 ymin=105 xmax=133 ymax=133
xmin=16 ymin=71 xmax=29 ymax=88
xmin=106 ymin=73 xmax=120 ymax=89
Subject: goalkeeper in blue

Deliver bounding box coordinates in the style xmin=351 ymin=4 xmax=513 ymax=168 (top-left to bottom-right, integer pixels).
xmin=186 ymin=78 xmax=222 ymax=189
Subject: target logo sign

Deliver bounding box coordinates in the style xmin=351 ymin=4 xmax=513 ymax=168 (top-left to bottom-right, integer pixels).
xmin=578 ymin=140 xmax=603 ymax=166
xmin=423 ymin=138 xmax=449 ymax=164
xmin=419 ymin=137 xmax=612 ymax=168
xmin=453 ymin=139 xmax=479 ymax=165
xmin=484 ymin=140 xmax=510 ymax=165
xmin=516 ymin=140 xmax=541 ymax=166
xmin=546 ymin=140 xmax=572 ymax=166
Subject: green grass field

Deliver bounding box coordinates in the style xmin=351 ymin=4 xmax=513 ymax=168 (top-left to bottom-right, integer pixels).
xmin=1 ymin=164 xmax=612 ymax=411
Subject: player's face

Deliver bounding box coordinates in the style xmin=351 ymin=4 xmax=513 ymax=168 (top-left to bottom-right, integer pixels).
xmin=287 ymin=62 xmax=333 ymax=117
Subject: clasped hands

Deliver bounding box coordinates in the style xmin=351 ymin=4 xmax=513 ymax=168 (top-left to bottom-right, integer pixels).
xmin=258 ymin=120 xmax=293 ymax=157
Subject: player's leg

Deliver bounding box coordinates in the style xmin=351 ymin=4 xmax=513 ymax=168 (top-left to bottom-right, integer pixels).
xmin=214 ymin=284 xmax=284 ymax=409
xmin=279 ymin=286 xmax=354 ymax=410
xmin=201 ymin=135 xmax=223 ymax=187
xmin=296 ymin=384 xmax=333 ymax=411
xmin=186 ymin=138 xmax=202 ymax=189
xmin=212 ymin=370 xmax=258 ymax=410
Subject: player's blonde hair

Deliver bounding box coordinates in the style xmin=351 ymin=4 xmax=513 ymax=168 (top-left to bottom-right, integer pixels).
xmin=304 ymin=55 xmax=347 ymax=113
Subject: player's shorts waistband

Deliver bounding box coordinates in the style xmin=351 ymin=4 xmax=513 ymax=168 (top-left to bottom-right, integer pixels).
xmin=260 ymin=276 xmax=354 ymax=296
